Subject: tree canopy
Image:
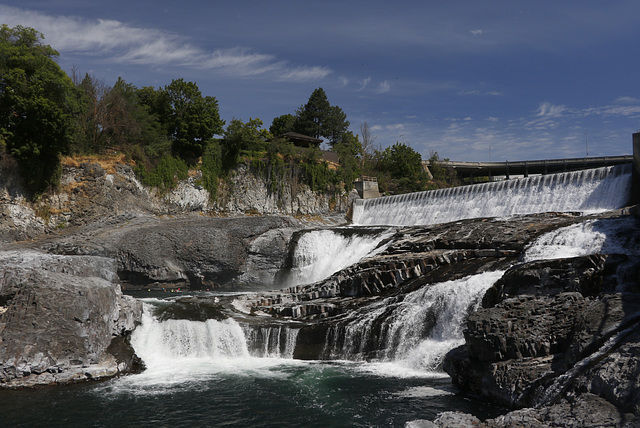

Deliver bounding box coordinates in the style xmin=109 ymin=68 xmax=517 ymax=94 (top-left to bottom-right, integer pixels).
xmin=0 ymin=25 xmax=453 ymax=199
xmin=0 ymin=25 xmax=79 ymax=194
xmin=161 ymin=78 xmax=224 ymax=160
xmin=271 ymin=88 xmax=350 ymax=147
xmin=375 ymin=142 xmax=431 ymax=193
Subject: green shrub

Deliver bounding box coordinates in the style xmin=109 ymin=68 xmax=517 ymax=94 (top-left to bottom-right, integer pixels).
xmin=136 ymin=155 xmax=189 ymax=193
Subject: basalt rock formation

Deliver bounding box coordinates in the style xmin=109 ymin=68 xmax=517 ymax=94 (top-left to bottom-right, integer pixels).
xmin=0 ymin=251 xmax=143 ymax=387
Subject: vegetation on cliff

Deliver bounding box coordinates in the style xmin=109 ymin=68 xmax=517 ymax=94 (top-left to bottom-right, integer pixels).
xmin=0 ymin=24 xmax=458 ymax=200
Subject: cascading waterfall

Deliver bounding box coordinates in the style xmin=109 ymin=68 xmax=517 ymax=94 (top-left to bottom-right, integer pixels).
xmin=523 ymin=216 xmax=640 ymax=262
xmin=323 ymin=270 xmax=505 ymax=370
xmin=523 ymin=216 xmax=640 ymax=292
xmin=128 ymin=164 xmax=636 ymax=381
xmin=131 ymin=304 xmax=299 ymax=368
xmin=353 ymin=164 xmax=632 ymax=226
xmin=282 ymin=228 xmax=394 ymax=286
xmin=242 ymin=325 xmax=299 ymax=358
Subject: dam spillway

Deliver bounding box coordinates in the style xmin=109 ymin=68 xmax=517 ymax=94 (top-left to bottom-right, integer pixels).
xmin=352 ymin=164 xmax=633 ymax=226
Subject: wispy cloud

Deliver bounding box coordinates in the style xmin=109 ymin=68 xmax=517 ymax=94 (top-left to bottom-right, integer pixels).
xmin=358 ymin=77 xmax=371 ymax=91
xmin=613 ymin=96 xmax=640 ymax=105
xmin=376 ymin=80 xmax=391 ymax=93
xmin=457 ymin=90 xmax=503 ymax=96
xmin=536 ymin=102 xmax=566 ymax=117
xmin=0 ymin=5 xmax=331 ymax=82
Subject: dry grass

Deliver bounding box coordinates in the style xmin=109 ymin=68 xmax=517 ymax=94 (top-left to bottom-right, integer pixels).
xmin=61 ymin=153 xmax=128 ymax=174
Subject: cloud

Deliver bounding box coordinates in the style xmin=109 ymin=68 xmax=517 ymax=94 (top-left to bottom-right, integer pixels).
xmin=470 ymin=29 xmax=483 ymax=36
xmin=0 ymin=5 xmax=331 ymax=82
xmin=536 ymin=102 xmax=566 ymax=117
xmin=279 ymin=66 xmax=332 ymax=82
xmin=359 ymin=77 xmax=371 ymax=91
xmin=377 ymin=80 xmax=391 ymax=93
xmin=458 ymin=90 xmax=503 ymax=96
xmin=614 ymin=96 xmax=640 ymax=104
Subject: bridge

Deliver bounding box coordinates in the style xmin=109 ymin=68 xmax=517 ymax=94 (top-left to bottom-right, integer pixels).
xmin=425 ymin=155 xmax=634 ymax=182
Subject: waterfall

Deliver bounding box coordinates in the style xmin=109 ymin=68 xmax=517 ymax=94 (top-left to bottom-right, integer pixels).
xmin=131 ymin=305 xmax=299 ymax=368
xmin=322 ymin=270 xmax=505 ymax=370
xmin=523 ymin=216 xmax=640 ymax=292
xmin=281 ymin=228 xmax=394 ymax=286
xmin=353 ymin=164 xmax=632 ymax=226
xmin=242 ymin=325 xmax=299 ymax=358
xmin=523 ymin=217 xmax=640 ymax=262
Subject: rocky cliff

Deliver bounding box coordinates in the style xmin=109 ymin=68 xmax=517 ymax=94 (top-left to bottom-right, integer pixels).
xmin=0 ymin=154 xmax=346 ymax=387
xmin=0 ymin=155 xmax=349 ymax=243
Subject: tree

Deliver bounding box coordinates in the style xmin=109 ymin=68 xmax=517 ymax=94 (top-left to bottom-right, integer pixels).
xmin=161 ymin=78 xmax=224 ymax=160
xmin=294 ymin=87 xmax=331 ymax=139
xmin=70 ymin=72 xmax=107 ymax=154
xmin=102 ymin=78 xmax=170 ymax=155
xmin=359 ymin=121 xmax=377 ymax=172
xmin=0 ymin=25 xmax=79 ymax=194
xmin=325 ymin=105 xmax=350 ymax=147
xmin=333 ymin=130 xmax=362 ymax=187
xmin=222 ymin=117 xmax=271 ymax=168
xmin=269 ymin=113 xmax=296 ymax=137
xmin=376 ymin=142 xmax=429 ymax=193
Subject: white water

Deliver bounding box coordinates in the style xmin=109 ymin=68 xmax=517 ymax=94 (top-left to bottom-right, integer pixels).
xmin=523 ymin=217 xmax=640 ymax=262
xmin=353 ymin=164 xmax=632 ymax=226
xmin=129 ymin=305 xmax=301 ymax=387
xmin=284 ymin=228 xmax=393 ymax=286
xmin=323 ymin=270 xmax=505 ymax=371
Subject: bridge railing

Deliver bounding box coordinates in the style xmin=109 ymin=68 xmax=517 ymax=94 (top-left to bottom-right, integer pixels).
xmin=428 ymin=155 xmax=633 ymax=169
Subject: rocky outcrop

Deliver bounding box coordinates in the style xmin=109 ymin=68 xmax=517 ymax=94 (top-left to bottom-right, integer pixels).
xmin=0 ymin=251 xmax=143 ymax=388
xmin=429 ymin=393 xmax=637 ymax=427
xmin=0 ymin=156 xmax=349 ymax=244
xmin=437 ymin=209 xmax=640 ymax=427
xmin=214 ymin=163 xmax=350 ymax=216
xmin=34 ymin=214 xmax=300 ymax=290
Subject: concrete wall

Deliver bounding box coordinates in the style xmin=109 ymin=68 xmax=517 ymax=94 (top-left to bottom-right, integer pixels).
xmin=354 ymin=180 xmax=380 ymax=199
xmin=632 ymin=133 xmax=640 ymax=205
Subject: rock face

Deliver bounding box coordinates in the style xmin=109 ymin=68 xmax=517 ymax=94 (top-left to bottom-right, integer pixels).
xmin=34 ymin=214 xmax=300 ymax=290
xmin=0 ymin=251 xmax=143 ymax=387
xmin=438 ymin=212 xmax=640 ymax=427
xmin=0 ymin=212 xmax=302 ymax=388
xmin=0 ymin=157 xmax=348 ymax=244
xmin=214 ymin=163 xmax=351 ymax=216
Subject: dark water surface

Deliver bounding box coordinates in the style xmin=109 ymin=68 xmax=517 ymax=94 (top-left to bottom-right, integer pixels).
xmin=0 ymin=361 xmax=503 ymax=427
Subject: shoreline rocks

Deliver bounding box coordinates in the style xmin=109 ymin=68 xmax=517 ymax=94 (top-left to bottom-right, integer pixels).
xmin=0 ymin=251 xmax=143 ymax=388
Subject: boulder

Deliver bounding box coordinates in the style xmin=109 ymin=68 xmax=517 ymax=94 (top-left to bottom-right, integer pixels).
xmin=0 ymin=251 xmax=142 ymax=387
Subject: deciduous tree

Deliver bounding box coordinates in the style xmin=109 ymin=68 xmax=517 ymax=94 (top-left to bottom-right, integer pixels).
xmin=162 ymin=78 xmax=224 ymax=160
xmin=0 ymin=25 xmax=79 ymax=194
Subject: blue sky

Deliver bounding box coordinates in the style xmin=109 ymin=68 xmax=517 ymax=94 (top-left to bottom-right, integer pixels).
xmin=2 ymin=1 xmax=640 ymax=161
